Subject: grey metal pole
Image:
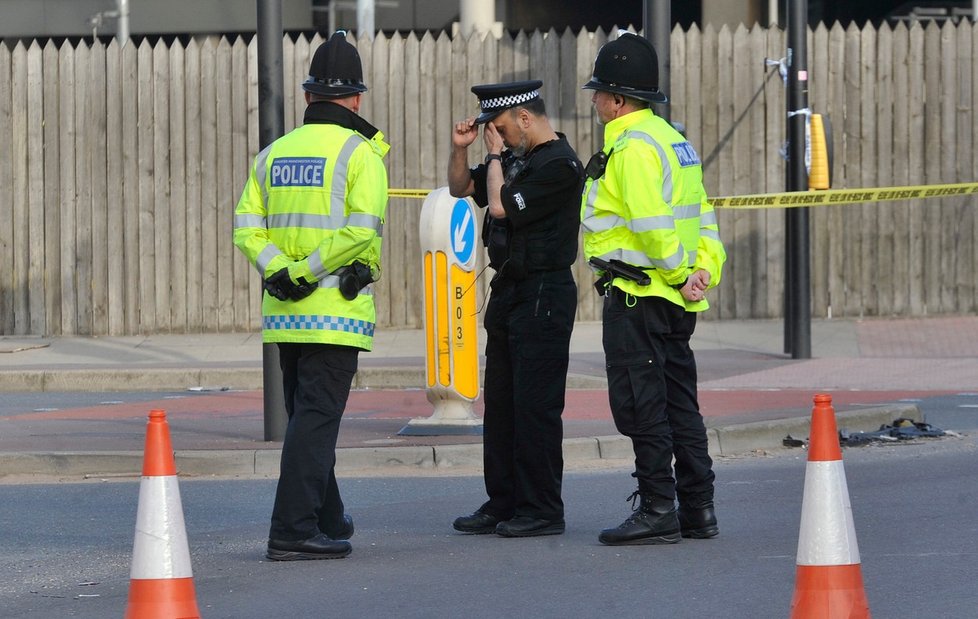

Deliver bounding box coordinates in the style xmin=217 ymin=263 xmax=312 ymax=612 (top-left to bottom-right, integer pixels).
xmin=257 ymin=0 xmax=288 ymax=440
xmin=785 ymin=0 xmax=811 ymax=359
xmin=643 ymin=0 xmax=671 ymax=121
xmin=116 ymin=0 xmax=129 ymax=44
xmin=357 ymin=0 xmax=375 ymax=39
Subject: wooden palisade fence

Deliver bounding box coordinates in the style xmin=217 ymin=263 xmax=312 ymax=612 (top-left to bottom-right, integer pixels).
xmin=0 ymin=22 xmax=976 ymax=336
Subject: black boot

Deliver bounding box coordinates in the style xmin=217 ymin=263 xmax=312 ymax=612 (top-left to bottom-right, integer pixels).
xmin=266 ymin=533 xmax=352 ymax=561
xmin=453 ymin=510 xmax=502 ymax=534
xmin=323 ymin=514 xmax=355 ymax=541
xmin=598 ymin=491 xmax=681 ymax=546
xmin=679 ymin=504 xmax=719 ymax=539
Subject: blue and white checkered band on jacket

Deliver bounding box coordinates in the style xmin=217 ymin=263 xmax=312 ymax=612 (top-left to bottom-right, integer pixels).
xmin=480 ymin=89 xmax=540 ymax=112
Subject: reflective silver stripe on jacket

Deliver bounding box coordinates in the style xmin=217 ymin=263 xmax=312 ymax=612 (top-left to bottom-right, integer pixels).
xmin=265 ymin=210 xmax=382 ymax=232
xmin=315 ymin=274 xmax=375 ymax=296
xmin=308 ymin=250 xmax=329 ymax=280
xmin=696 ymin=208 xmax=720 ymax=242
xmin=581 ymin=176 xmax=604 ymax=233
xmin=653 ymin=245 xmax=686 ymax=270
xmin=255 ymin=143 xmax=274 ymax=207
xmin=330 ymin=134 xmax=365 ymax=222
xmin=331 ymin=135 xmax=384 ymax=238
xmin=628 ymin=214 xmax=675 ymax=233
xmin=236 ymin=146 xmax=276 ymax=277
xmin=673 ymin=203 xmax=701 ymax=220
xmin=256 ymin=244 xmax=283 ymax=276
xmin=234 ymin=213 xmax=266 ymax=229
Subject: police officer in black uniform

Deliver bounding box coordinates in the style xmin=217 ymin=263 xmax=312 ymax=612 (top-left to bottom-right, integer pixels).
xmin=447 ymin=80 xmax=584 ymax=537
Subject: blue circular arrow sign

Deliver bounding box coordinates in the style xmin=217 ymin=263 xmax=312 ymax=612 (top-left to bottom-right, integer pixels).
xmin=449 ymin=199 xmax=476 ymax=265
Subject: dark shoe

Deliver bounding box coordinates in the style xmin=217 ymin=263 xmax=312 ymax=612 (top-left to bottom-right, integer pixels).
xmin=266 ymin=533 xmax=352 ymax=561
xmin=495 ymin=516 xmax=565 ymax=538
xmin=323 ymin=514 xmax=355 ymax=541
xmin=598 ymin=491 xmax=681 ymax=546
xmin=679 ymin=505 xmax=719 ymax=539
xmin=453 ymin=510 xmax=501 ymax=534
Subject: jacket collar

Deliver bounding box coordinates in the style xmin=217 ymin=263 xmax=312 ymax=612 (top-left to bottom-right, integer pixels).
xmin=603 ymin=108 xmax=654 ymax=148
xmin=304 ymin=101 xmax=380 ymax=139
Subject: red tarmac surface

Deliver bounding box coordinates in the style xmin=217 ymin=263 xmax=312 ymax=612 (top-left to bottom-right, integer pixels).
xmin=1 ymin=316 xmax=976 ymax=459
xmin=0 ymin=387 xmax=953 ymax=454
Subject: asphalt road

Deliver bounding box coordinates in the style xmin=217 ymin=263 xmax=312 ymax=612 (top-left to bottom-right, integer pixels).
xmin=3 ymin=433 xmax=976 ymax=618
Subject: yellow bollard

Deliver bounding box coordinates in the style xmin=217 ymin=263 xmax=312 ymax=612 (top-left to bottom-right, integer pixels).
xmin=808 ymin=113 xmax=831 ymax=190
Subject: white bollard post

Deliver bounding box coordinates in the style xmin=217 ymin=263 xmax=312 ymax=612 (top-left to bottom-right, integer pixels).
xmin=399 ymin=188 xmax=483 ymax=436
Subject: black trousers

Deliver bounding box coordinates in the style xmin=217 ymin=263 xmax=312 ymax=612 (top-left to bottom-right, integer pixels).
xmin=601 ymin=290 xmax=715 ymax=507
xmin=268 ymin=342 xmax=359 ymax=542
xmin=481 ymin=269 xmax=577 ymax=521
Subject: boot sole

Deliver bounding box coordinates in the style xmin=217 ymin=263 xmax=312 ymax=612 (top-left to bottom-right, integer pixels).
xmin=599 ymin=532 xmax=682 ymax=546
xmin=495 ymin=524 xmax=565 ymax=538
xmin=266 ymin=547 xmax=352 ymax=561
xmin=681 ymin=526 xmax=719 ymax=539
xmin=453 ymin=525 xmax=498 ymax=534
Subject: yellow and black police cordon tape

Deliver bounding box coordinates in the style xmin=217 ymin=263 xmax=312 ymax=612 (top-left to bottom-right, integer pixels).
xmin=710 ymin=182 xmax=978 ymax=209
xmin=388 ymin=182 xmax=978 ymax=209
xmin=388 ymin=189 xmax=434 ymax=199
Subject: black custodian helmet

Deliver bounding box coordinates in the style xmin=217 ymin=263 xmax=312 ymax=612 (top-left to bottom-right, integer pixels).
xmin=302 ymin=31 xmax=368 ymax=97
xmin=582 ymin=31 xmax=667 ymax=104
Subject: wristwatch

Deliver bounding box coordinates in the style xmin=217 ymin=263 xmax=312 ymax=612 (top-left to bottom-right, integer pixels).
xmin=485 ymin=153 xmax=502 ymax=165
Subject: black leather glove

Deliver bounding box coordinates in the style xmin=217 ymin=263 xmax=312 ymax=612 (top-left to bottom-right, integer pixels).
xmin=290 ymin=277 xmax=317 ymax=301
xmin=263 ymin=268 xmax=291 ymax=301
xmin=264 ymin=268 xmax=317 ymax=302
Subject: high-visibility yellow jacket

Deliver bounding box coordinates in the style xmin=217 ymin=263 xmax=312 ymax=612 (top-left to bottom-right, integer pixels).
xmin=581 ymin=108 xmax=725 ymax=311
xmin=233 ymin=118 xmax=389 ymax=349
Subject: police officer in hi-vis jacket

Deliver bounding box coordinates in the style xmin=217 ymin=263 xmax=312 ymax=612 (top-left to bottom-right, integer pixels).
xmin=580 ymin=32 xmax=727 ymax=546
xmin=233 ymin=31 xmax=389 ymax=561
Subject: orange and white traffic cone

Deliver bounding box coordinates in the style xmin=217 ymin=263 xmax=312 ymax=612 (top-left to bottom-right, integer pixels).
xmin=790 ymin=394 xmax=871 ymax=618
xmin=125 ymin=410 xmax=201 ymax=619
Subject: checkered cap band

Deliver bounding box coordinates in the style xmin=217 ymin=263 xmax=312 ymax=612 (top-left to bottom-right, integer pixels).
xmin=480 ymin=90 xmax=540 ymax=111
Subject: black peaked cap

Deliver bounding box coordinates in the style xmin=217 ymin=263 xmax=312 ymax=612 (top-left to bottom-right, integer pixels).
xmin=471 ymin=79 xmax=543 ymax=124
